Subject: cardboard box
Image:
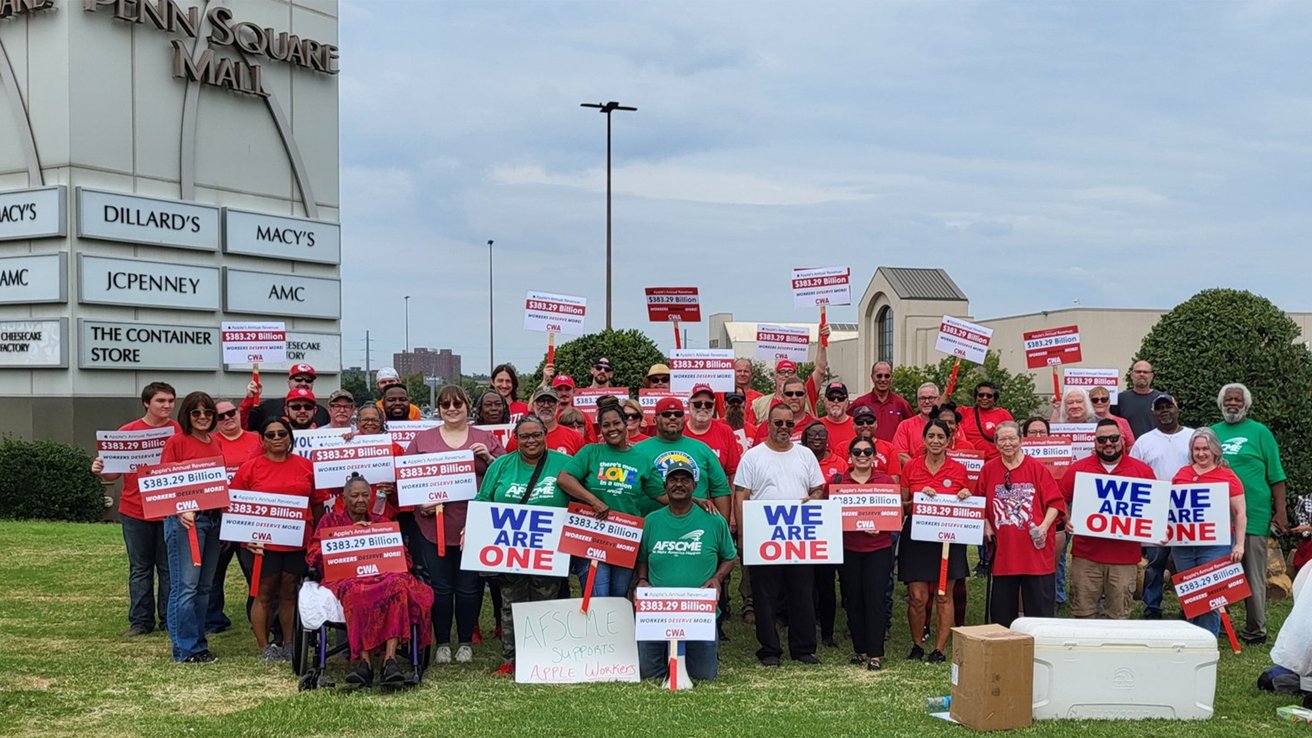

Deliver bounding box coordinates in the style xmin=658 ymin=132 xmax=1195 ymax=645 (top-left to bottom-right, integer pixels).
xmin=949 ymin=624 xmax=1034 ymax=731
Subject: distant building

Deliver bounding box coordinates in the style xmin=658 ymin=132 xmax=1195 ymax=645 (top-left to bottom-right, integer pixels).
xmin=395 ymin=348 xmax=461 ymax=383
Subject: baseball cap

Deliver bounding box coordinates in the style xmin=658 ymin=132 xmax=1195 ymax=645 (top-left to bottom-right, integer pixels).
xmin=851 ymin=405 xmax=876 ymax=420
xmin=552 ymin=374 xmax=576 ymax=389
xmin=289 ymin=363 xmax=317 ymax=379
xmin=646 ymin=363 xmax=671 ymax=378
xmin=532 ymin=387 xmax=559 ymax=403
xmin=663 ymin=459 xmax=696 ymax=479
xmin=654 ymin=397 xmax=685 ymax=415
xmin=775 ymin=360 xmax=797 ymax=374
xmin=689 ymin=383 xmax=715 ymax=399
xmin=1153 ymin=394 xmax=1176 ymax=408
xmin=594 ymin=357 xmax=613 ymax=369
xmin=377 ymin=367 xmax=400 ymax=382
xmin=328 ymin=389 xmax=354 ymax=404
xmin=725 ymin=391 xmax=746 ymax=403
xmin=825 ymin=381 xmax=848 ymax=398
xmin=285 ymin=388 xmax=316 ymax=405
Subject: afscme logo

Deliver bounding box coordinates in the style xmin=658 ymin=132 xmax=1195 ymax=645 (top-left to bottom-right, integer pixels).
xmin=653 ymin=529 xmax=704 ymax=554
xmin=679 ymin=530 xmax=705 ymax=542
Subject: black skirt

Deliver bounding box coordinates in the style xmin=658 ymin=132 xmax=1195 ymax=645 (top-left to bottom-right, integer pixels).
xmin=897 ymin=516 xmax=970 ymax=583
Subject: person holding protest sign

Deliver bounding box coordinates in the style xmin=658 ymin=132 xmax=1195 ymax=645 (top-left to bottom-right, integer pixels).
xmin=818 ymin=382 xmax=855 ymax=458
xmin=92 ymin=381 xmax=179 ymax=638
xmin=1088 ymin=386 xmax=1135 ymax=453
xmin=835 ymin=437 xmax=898 ymax=670
xmin=472 ymin=416 xmax=572 ymax=676
xmin=326 ymin=390 xmax=356 ymax=429
xmin=1172 ymin=428 xmax=1247 ymax=635
xmin=980 ymin=422 xmax=1065 ymax=627
xmin=506 ymin=388 xmax=585 ymax=455
xmin=735 ymin=403 xmax=826 ymax=666
xmin=635 ymin=398 xmax=733 ymax=518
xmin=1212 ymin=383 xmax=1286 ymax=645
xmin=550 ymin=374 xmax=576 ymax=408
xmin=406 ymin=385 xmax=503 ymax=665
xmin=753 ymin=376 xmax=817 ymax=445
xmin=207 ymin=398 xmax=265 ymax=634
xmin=1131 ymin=394 xmax=1193 ymax=620
xmin=892 ymin=383 xmax=941 ymax=463
xmin=643 ymin=363 xmax=672 ymax=389
xmin=848 ymin=361 xmax=913 ymax=442
xmin=899 ymin=419 xmax=973 ymax=663
xmin=306 ymin=475 xmax=434 ymax=688
xmin=1057 ymin=420 xmax=1155 ymax=620
xmin=157 ymin=391 xmax=224 ymax=663
xmin=1052 ymin=388 xmax=1094 ymax=424
xmin=850 ymin=405 xmax=902 ymax=481
xmin=558 ymin=403 xmax=657 ymax=598
xmin=635 ymin=460 xmax=737 ymax=682
xmin=491 ymin=364 xmax=531 ymax=420
xmin=588 ymin=356 xmax=616 ymax=388
xmin=232 ymin=417 xmax=320 ymax=661
xmin=749 ymin=347 xmax=827 ymax=426
xmin=242 ymin=363 xmax=329 ymax=430
xmin=960 ymin=382 xmax=1012 ymax=459
xmin=803 ymin=421 xmax=847 ymax=648
xmin=284 ymin=388 xmax=321 ymax=431
xmin=620 ymin=398 xmax=651 ymax=443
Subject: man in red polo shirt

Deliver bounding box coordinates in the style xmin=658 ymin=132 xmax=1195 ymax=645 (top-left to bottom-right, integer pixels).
xmin=848 ymin=361 xmax=913 ymax=443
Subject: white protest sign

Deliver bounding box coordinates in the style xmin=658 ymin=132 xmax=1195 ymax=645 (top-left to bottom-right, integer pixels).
xmin=1069 ymin=472 xmax=1170 ymax=543
xmin=934 ymin=315 xmax=993 ymax=364
xmin=386 ymin=419 xmax=442 ymax=450
xmin=220 ymin=489 xmax=309 ymax=547
xmin=1050 ymin=422 xmax=1097 ymax=460
xmin=909 ymin=493 xmax=986 ymax=545
xmin=523 ymin=291 xmax=587 ymax=335
xmin=220 ymin=321 xmax=286 ymax=365
xmin=741 ymin=500 xmax=844 ymax=565
xmin=755 ymin=324 xmax=810 ymax=363
xmin=290 ymin=427 xmax=352 ymax=458
xmin=1063 ymin=368 xmax=1120 ymax=404
xmin=309 ymin=434 xmax=396 ymax=488
xmin=96 ymin=426 xmax=175 ymax=474
xmin=461 ymin=501 xmax=569 ymax=576
xmin=669 ymin=349 xmax=734 ymax=394
xmin=394 ymin=451 xmax=478 ymax=506
xmin=1167 ymin=482 xmax=1232 ymax=547
xmin=791 ymin=266 xmax=851 ymax=308
xmin=513 ymin=597 xmax=640 ymax=683
xmin=634 ymin=587 xmax=718 ymax=642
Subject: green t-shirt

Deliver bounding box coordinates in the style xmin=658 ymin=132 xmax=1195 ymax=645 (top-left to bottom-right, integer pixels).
xmin=561 ymin=443 xmax=659 ymax=516
xmin=633 ymin=435 xmax=732 ymax=510
xmin=1212 ymin=419 xmax=1287 ymax=536
xmin=475 ymin=450 xmax=571 ymax=507
xmin=638 ymin=505 xmax=737 ymax=589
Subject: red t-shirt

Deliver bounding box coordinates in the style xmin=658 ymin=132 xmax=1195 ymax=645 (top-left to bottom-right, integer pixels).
xmin=821 ymin=416 xmax=856 ymax=460
xmin=752 ymin=412 xmax=816 ymax=445
xmin=159 ymin=433 xmax=222 ymax=465
xmin=832 ymin=469 xmax=897 ymax=553
xmin=902 ymin=455 xmax=975 ymax=497
xmin=114 ymin=418 xmax=182 ymax=520
xmin=231 ymin=454 xmax=318 ymax=551
xmin=685 ymin=420 xmax=742 ymax=476
xmin=869 ymin=438 xmax=903 ymax=480
xmin=216 ymin=431 xmax=263 ymax=480
xmin=891 ymin=415 xmax=929 ymax=459
xmin=1058 ymin=454 xmax=1155 ymax=565
xmin=959 ymin=406 xmax=1014 ymax=459
xmin=946 ymin=434 xmax=977 ymax=453
xmin=816 ymin=452 xmax=850 ymax=482
xmin=509 ymin=400 xmax=530 ymax=421
xmin=979 ymin=455 xmax=1066 ymax=576
xmin=1170 ymin=464 xmax=1244 ymax=497
xmin=507 ymin=423 xmax=585 ymax=456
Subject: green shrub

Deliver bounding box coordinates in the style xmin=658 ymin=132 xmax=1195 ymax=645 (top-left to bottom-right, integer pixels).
xmin=0 ymin=437 xmax=105 ymax=523
xmin=891 ymin=350 xmax=1042 ymax=421
xmin=529 ymin=329 xmax=669 ymax=395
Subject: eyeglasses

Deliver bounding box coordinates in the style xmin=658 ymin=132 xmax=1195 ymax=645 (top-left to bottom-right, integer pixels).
xmin=358 ymin=418 xmax=382 ymax=426
xmin=290 ymin=375 xmax=313 ymax=384
xmin=690 ymin=401 xmax=715 ymax=410
xmin=853 ymin=417 xmax=876 ymax=426
xmin=439 ymin=400 xmax=466 ymax=409
xmin=329 ymin=403 xmax=353 ymax=411
xmin=190 ymin=409 xmax=214 ymax=418
xmin=783 ymin=391 xmax=807 ymax=398
xmin=975 ymin=392 xmax=996 ymax=399
xmin=1095 ymin=435 xmax=1121 ymax=444
xmin=659 ymin=411 xmax=685 ymax=419
xmin=216 ymin=409 xmax=238 ymax=420
xmin=624 ymin=413 xmax=644 ymax=422
xmin=287 ymin=404 xmax=315 ymax=412
xmin=851 ymin=447 xmax=875 ymax=457
xmin=873 ymin=373 xmax=891 ymax=379
xmin=535 ymin=398 xmax=559 ymax=405
xmin=772 ymin=419 xmax=796 ymax=428
xmin=777 ymin=370 xmax=797 ymax=377
xmin=516 ymin=432 xmax=545 ymax=441
xmin=917 ymin=396 xmax=937 ymax=402
xmin=263 ymin=430 xmax=290 ymax=439
xmin=1090 ymin=397 xmax=1110 ymax=404
xmin=648 ymin=376 xmax=670 ymax=385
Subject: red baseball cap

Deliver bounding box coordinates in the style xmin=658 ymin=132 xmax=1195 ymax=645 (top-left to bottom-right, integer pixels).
xmin=654 ymin=397 xmax=685 ymax=415
xmin=775 ymin=360 xmax=797 ymax=374
xmin=285 ymin=388 xmax=316 ymax=404
xmin=689 ymin=383 xmax=715 ymax=399
xmin=289 ymin=363 xmax=316 ymax=379
xmin=552 ymin=374 xmax=575 ymax=389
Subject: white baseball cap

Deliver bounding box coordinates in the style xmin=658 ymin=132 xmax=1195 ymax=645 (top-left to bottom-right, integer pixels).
xmin=377 ymin=367 xmax=400 ymax=381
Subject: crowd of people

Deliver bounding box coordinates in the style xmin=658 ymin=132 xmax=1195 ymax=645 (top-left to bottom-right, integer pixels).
xmin=94 ymin=348 xmax=1296 ymax=684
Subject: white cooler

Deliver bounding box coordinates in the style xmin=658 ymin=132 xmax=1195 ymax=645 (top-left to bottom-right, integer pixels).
xmin=1010 ymin=617 xmax=1218 ymax=720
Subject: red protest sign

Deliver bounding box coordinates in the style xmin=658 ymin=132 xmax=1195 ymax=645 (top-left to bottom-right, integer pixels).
xmin=394 ymin=450 xmax=479 ymax=506
xmin=1023 ymin=325 xmax=1082 ymax=369
xmin=320 ymin=522 xmax=408 ymax=582
xmin=138 ymin=456 xmax=230 ymax=520
xmin=573 ymin=387 xmax=626 ymax=420
xmin=1022 ymin=438 xmax=1073 ymax=480
xmin=1172 ymin=556 xmax=1252 ymax=620
xmin=557 ymin=503 xmax=644 ymax=568
xmin=946 ymin=449 xmax=985 ymax=487
xmin=644 ymin=287 xmax=701 ymax=322
xmin=829 ymin=484 xmax=902 ymax=533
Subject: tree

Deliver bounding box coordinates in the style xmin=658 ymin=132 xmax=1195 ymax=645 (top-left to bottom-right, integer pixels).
xmin=340 ymin=369 xmax=376 ymax=404
xmin=1134 ymin=288 xmax=1312 ymax=515
xmin=530 ymin=329 xmax=667 ymax=395
xmin=404 ymin=373 xmax=433 ymax=410
xmin=891 ymin=351 xmax=1041 ymax=421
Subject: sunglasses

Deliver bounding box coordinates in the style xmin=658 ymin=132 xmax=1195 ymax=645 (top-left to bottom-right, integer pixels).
xmin=593 ymin=364 xmax=612 ymax=372
xmin=826 ymin=394 xmax=847 ymax=402
xmin=975 ymin=392 xmax=996 ymax=399
xmin=287 ymin=404 xmax=315 ymax=412
xmin=726 ymin=398 xmax=745 ymax=405
xmin=624 ymin=413 xmax=644 ymax=422
xmin=263 ymin=430 xmax=290 ymax=439
xmin=783 ymin=391 xmax=807 ymax=398
xmin=853 ymin=417 xmax=876 ymax=426
xmin=1095 ymin=435 xmax=1121 ymax=444
xmin=772 ymin=419 xmax=796 ymax=428
xmin=648 ymin=376 xmax=670 ymax=384
xmin=535 ymin=398 xmax=559 ymax=404
xmin=290 ymin=375 xmax=313 ymax=383
xmin=189 ymin=409 xmax=215 ymax=418
xmin=873 ymin=373 xmax=891 ymax=379
xmin=216 ymin=409 xmax=238 ymax=420
xmin=439 ymin=400 xmax=466 ymax=409
xmin=659 ymin=411 xmax=685 ymax=419
xmin=690 ymin=401 xmax=715 ymax=410
xmin=1090 ymin=397 xmax=1110 ymax=404
xmin=564 ymin=421 xmax=587 ymax=429
xmin=851 ymin=447 xmax=875 ymax=457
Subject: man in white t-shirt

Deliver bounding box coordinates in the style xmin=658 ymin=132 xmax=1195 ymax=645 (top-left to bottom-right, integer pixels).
xmin=1129 ymin=393 xmax=1193 ymax=619
xmin=734 ymin=403 xmax=825 ymax=667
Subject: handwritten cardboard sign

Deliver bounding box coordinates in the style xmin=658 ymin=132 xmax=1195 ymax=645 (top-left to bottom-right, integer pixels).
xmin=513 ymin=597 xmax=640 ymax=684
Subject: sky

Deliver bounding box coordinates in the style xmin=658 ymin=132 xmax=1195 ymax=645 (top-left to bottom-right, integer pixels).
xmin=337 ymin=0 xmax=1312 ymax=376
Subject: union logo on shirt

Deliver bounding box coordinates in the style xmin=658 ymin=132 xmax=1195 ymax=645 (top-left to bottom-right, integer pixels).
xmin=653 ymin=451 xmax=701 ymax=482
xmin=652 ymin=529 xmax=704 ymax=554
xmin=1220 ymin=437 xmax=1248 ymax=456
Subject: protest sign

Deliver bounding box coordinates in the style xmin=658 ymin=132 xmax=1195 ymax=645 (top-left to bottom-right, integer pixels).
xmin=1023 ymin=325 xmax=1082 ymax=369
xmin=386 ymin=419 xmax=442 ymax=450
xmin=220 ymin=321 xmax=286 ymax=365
xmin=95 ymin=426 xmax=175 ymax=474
xmin=557 ymin=503 xmax=644 ymax=568
xmin=290 ymin=426 xmax=352 ymax=457
xmin=394 ymin=450 xmax=478 ymax=506
xmin=909 ymin=493 xmax=986 ymax=545
xmin=1063 ymin=368 xmax=1120 ymax=403
xmin=755 ymin=324 xmax=810 ymax=363
xmin=741 ymin=500 xmax=843 ymax=565
xmin=462 ymin=501 xmax=569 ymax=576
xmin=1166 ymin=483 xmax=1232 ymax=546
xmin=523 ymin=291 xmax=587 ymax=335
xmin=572 ymin=387 xmax=627 ymax=420
xmin=946 ymin=449 xmax=985 ymax=487
xmin=644 ymin=287 xmax=701 ymax=322
xmin=639 ymin=390 xmax=688 ymax=422
xmin=1050 ymin=422 xmax=1096 ymax=460
xmin=791 ymin=266 xmax=851 ymax=308
xmin=220 ymin=489 xmax=309 ymax=547
xmin=670 ymin=349 xmax=734 ymax=394
xmin=513 ymin=597 xmax=640 ymax=684
xmin=138 ymin=456 xmax=230 ymax=520
xmin=319 ymin=522 xmax=408 ymax=582
xmin=934 ymin=315 xmax=993 ymax=364
xmin=635 ymin=587 xmax=718 ymax=642
xmin=310 ymin=434 xmax=396 ymax=488
xmin=1022 ymin=437 xmax=1074 ymax=480
xmin=1069 ymin=473 xmax=1169 ymax=543
xmin=1172 ymin=557 xmax=1252 ymax=620
xmin=475 ymin=423 xmax=514 ymax=449
xmin=828 ymin=484 xmax=902 ymax=533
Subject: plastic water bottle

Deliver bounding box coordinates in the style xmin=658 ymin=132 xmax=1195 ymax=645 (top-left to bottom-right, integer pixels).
xmin=371 ymin=488 xmax=388 ymax=516
xmin=926 ymin=695 xmax=951 ymax=711
xmin=1029 ymin=525 xmax=1045 ymax=549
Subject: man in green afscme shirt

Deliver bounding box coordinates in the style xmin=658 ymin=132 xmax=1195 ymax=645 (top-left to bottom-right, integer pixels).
xmin=633 ymin=396 xmax=731 ymax=517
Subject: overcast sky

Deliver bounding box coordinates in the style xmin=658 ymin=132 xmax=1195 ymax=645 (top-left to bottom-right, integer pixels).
xmin=337 ymin=0 xmax=1312 ymax=375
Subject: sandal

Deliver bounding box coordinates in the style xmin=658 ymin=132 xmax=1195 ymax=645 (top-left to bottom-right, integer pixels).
xmin=849 ymin=653 xmax=867 ymax=665
xmin=867 ymin=657 xmax=882 ymax=671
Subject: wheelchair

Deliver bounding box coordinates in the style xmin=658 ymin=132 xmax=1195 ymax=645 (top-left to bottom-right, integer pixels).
xmin=292 ymin=580 xmax=430 ymax=691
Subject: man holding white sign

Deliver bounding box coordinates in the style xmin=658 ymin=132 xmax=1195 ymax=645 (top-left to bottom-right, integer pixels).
xmin=635 ymin=460 xmax=737 ymax=682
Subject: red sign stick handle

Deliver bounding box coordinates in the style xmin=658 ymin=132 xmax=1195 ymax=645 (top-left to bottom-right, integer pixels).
xmin=937 ymin=541 xmax=950 ymax=596
xmin=250 ymin=551 xmax=263 ymax=598
xmin=672 ymin=320 xmax=682 ymax=350
xmin=819 ymin=306 xmax=828 ymax=348
xmin=251 ymin=363 xmax=262 ymax=403
xmin=188 ymin=525 xmax=202 ymax=568
xmin=547 ymin=333 xmax=556 ymax=366
xmin=1051 ymin=366 xmax=1061 ymax=401
xmin=436 ymin=504 xmax=446 ymax=558
xmin=1220 ymin=609 xmax=1241 ymax=654
xmin=668 ymin=640 xmax=679 ymax=690
xmin=944 ymin=359 xmax=962 ymax=397
xmin=580 ymin=559 xmax=599 ymax=613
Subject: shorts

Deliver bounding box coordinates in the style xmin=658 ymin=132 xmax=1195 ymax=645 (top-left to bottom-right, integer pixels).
xmin=238 ymin=547 xmax=307 ymax=581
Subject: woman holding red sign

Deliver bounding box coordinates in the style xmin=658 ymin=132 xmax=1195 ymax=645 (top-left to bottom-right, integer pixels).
xmin=232 ymin=417 xmax=321 ymax=662
xmin=1170 ymin=428 xmax=1246 ymax=636
xmin=899 ymin=419 xmax=974 ymax=664
xmin=307 ymin=475 xmax=434 ymax=688
xmin=158 ymin=391 xmax=224 ymax=663
xmin=834 ymin=437 xmax=897 ymax=671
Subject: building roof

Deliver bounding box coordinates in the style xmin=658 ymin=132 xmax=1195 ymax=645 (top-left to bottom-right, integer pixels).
xmin=879 ymin=267 xmax=968 ymax=301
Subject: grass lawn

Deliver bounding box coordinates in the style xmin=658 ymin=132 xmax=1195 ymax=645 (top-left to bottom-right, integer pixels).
xmin=0 ymin=520 xmax=1305 ymax=737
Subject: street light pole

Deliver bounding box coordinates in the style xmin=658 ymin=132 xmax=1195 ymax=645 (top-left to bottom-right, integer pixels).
xmin=487 ymin=239 xmax=494 ymax=375
xmin=581 ymin=100 xmax=636 ymax=331
xmin=404 ymin=295 xmax=411 ymax=354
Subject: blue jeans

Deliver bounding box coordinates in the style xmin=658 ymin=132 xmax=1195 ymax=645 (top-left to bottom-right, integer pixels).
xmin=164 ymin=514 xmax=220 ymax=661
xmin=638 ymin=640 xmax=719 ymax=681
xmin=1142 ymin=545 xmax=1171 ymax=614
xmin=574 ymin=558 xmax=634 ymax=599
xmin=1055 ymin=534 xmax=1070 ymax=605
xmin=1170 ymin=544 xmax=1232 ymax=636
xmin=122 ymin=514 xmax=170 ymax=631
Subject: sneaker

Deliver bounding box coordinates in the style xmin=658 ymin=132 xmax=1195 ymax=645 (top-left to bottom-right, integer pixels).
xmin=493 ymin=661 xmax=515 ymax=677
xmin=472 ymin=626 xmax=483 ymax=645
xmin=795 ymin=653 xmax=821 ymax=665
xmin=281 ymin=644 xmax=295 ymax=662
xmin=759 ymin=656 xmax=780 ymax=667
xmin=183 ymin=650 xmax=218 ymax=664
xmin=345 ymin=660 xmax=374 ymax=687
xmin=122 ymin=626 xmax=151 ymax=638
xmin=927 ymin=649 xmax=947 ymax=664
xmin=907 ymin=644 xmax=925 ymax=661
xmin=262 ymin=643 xmax=284 ymax=662
xmin=434 ymin=645 xmax=452 ymax=664
xmin=456 ymin=644 xmax=473 ymax=663
xmin=381 ymin=658 xmax=404 ymax=685
xmin=1242 ymin=634 xmax=1268 ymax=646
